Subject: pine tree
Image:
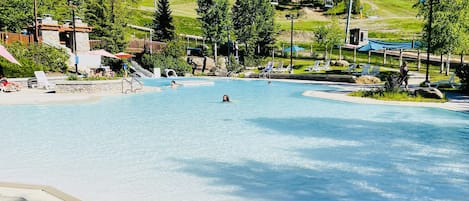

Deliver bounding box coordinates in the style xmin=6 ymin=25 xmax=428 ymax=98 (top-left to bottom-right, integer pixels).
xmin=153 ymin=0 xmax=175 ymax=41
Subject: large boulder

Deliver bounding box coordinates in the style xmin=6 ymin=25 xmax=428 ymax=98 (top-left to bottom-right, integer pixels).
xmin=415 ymin=87 xmax=444 ymax=99
xmin=355 ymin=75 xmax=381 ymax=84
xmin=334 ymin=60 xmax=350 ymax=67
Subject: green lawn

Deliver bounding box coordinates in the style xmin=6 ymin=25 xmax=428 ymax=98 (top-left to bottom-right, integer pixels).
xmin=136 ymin=0 xmax=425 ymax=42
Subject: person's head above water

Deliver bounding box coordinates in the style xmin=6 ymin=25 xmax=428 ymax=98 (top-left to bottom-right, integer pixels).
xmin=170 ymin=80 xmax=177 ymax=88
xmin=222 ymin=95 xmax=230 ymax=102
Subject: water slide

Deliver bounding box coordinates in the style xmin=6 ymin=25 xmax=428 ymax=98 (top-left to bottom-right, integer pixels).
xmin=129 ymin=60 xmax=154 ymax=78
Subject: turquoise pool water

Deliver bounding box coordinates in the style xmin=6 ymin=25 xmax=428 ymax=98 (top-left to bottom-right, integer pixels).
xmin=1 ymin=79 xmax=468 ymax=201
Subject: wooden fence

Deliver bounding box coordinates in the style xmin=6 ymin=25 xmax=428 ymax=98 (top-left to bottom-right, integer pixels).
xmin=0 ymin=32 xmax=35 ymax=45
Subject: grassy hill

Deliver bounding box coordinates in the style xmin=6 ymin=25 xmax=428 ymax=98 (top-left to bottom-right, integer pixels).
xmin=132 ymin=0 xmax=423 ymax=42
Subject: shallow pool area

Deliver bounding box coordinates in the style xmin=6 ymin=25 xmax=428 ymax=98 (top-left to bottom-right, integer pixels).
xmin=1 ymin=78 xmax=468 ymax=201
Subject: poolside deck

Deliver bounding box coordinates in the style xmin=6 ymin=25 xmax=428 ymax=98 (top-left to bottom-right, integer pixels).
xmin=0 ymin=182 xmax=80 ymax=201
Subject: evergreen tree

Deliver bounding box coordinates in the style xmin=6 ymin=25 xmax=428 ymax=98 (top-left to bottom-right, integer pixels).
xmin=153 ymin=0 xmax=175 ymax=41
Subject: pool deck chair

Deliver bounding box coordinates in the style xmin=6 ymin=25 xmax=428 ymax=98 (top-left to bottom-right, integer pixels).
xmin=306 ymin=60 xmax=321 ymax=72
xmin=355 ymin=64 xmax=370 ymax=76
xmin=430 ymin=73 xmax=461 ymax=88
xmin=1 ymin=84 xmax=19 ymax=92
xmin=34 ymin=71 xmax=55 ymax=90
xmin=259 ymin=62 xmax=273 ymax=78
xmin=272 ymin=61 xmax=286 ymax=73
xmin=370 ymin=66 xmax=380 ymax=76
xmin=342 ymin=63 xmax=358 ymax=73
xmin=321 ymin=60 xmax=331 ymax=71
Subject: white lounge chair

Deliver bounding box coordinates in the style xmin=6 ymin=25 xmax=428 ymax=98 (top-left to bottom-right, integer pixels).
xmin=34 ymin=71 xmax=55 ymax=90
xmin=321 ymin=60 xmax=331 ymax=71
xmin=259 ymin=62 xmax=273 ymax=78
xmin=272 ymin=61 xmax=287 ymax=73
xmin=0 ymin=84 xmax=20 ymax=92
xmin=430 ymin=73 xmax=461 ymax=88
xmin=342 ymin=63 xmax=358 ymax=73
xmin=306 ymin=60 xmax=321 ymax=72
xmin=355 ymin=64 xmax=370 ymax=76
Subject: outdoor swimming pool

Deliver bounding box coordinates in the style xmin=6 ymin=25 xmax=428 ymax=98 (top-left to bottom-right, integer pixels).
xmin=1 ymin=78 xmax=468 ymax=201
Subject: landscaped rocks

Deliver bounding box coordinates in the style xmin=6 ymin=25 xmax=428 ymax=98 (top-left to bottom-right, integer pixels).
xmin=334 ymin=60 xmax=350 ymax=67
xmin=355 ymin=75 xmax=381 ymax=84
xmin=414 ymin=87 xmax=444 ymax=99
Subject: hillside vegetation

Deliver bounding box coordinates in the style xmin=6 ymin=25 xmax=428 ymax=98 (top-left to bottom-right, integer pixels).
xmin=135 ymin=0 xmax=423 ymax=42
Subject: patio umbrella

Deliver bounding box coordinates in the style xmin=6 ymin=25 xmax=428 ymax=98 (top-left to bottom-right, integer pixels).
xmin=88 ymin=49 xmax=119 ymax=59
xmin=0 ymin=44 xmax=21 ymax=65
xmin=115 ymin=52 xmax=134 ymax=59
xmin=283 ymin=45 xmax=305 ymax=52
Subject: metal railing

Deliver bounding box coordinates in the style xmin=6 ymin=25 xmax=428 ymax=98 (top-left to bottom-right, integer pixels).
xmin=122 ymin=74 xmax=143 ymax=94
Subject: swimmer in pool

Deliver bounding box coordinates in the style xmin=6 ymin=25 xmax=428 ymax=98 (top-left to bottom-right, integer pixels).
xmin=222 ymin=95 xmax=230 ymax=102
xmin=170 ymin=80 xmax=177 ymax=88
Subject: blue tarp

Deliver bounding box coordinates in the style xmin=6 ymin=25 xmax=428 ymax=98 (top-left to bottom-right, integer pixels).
xmin=283 ymin=45 xmax=305 ymax=52
xmin=358 ymin=40 xmax=421 ymax=52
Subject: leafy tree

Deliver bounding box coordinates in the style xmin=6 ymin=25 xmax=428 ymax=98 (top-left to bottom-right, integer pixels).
xmin=232 ymin=0 xmax=276 ymax=56
xmin=197 ymin=0 xmax=230 ymax=65
xmin=314 ymin=18 xmax=344 ymax=60
xmin=352 ymin=0 xmax=361 ymax=15
xmin=415 ymin=0 xmax=469 ymax=75
xmin=39 ymin=0 xmax=71 ymax=21
xmin=83 ymin=0 xmax=141 ymax=52
xmin=153 ymin=0 xmax=175 ymax=41
xmin=0 ymin=0 xmax=32 ymax=32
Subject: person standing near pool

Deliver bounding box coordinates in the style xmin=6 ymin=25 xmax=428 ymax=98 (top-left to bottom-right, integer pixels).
xmin=399 ymin=61 xmax=409 ymax=90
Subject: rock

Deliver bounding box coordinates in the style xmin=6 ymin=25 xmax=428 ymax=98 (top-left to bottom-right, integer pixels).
xmin=355 ymin=75 xmax=381 ymax=84
xmin=414 ymin=87 xmax=444 ymax=99
xmin=335 ymin=60 xmax=350 ymax=67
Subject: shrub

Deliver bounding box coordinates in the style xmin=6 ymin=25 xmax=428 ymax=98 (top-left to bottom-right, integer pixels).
xmin=0 ymin=42 xmax=69 ymax=77
xmin=455 ymin=64 xmax=469 ymax=93
xmin=141 ymin=54 xmax=191 ymax=76
xmin=67 ymin=74 xmax=78 ymax=80
xmin=227 ymin=55 xmax=243 ymax=72
xmin=349 ymin=89 xmax=446 ymax=103
xmin=243 ymin=55 xmax=263 ymax=67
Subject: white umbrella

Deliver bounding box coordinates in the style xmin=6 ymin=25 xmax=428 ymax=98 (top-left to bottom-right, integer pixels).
xmin=0 ymin=44 xmax=21 ymax=65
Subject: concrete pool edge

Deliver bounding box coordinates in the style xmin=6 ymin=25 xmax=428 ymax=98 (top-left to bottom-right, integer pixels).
xmin=0 ymin=182 xmax=81 ymax=201
xmin=0 ymin=86 xmax=161 ymax=105
xmin=302 ymin=90 xmax=469 ymax=113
